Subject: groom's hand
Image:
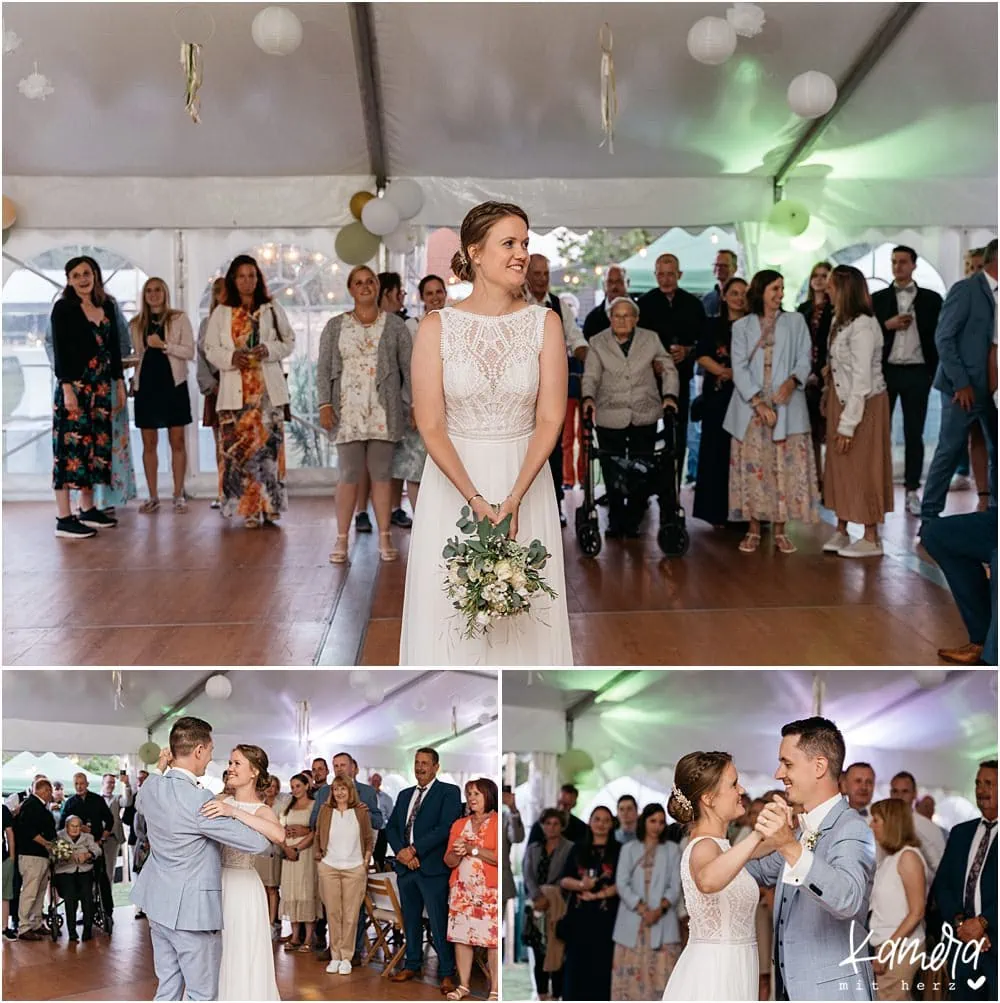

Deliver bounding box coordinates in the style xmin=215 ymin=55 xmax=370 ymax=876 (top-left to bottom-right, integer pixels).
xmin=755 ymin=799 xmax=796 ymax=849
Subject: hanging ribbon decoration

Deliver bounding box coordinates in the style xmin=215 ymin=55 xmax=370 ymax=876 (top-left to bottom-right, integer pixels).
xmin=112 ymin=670 xmax=124 ymax=711
xmin=599 ymin=23 xmax=618 ymax=154
xmin=296 ymin=700 xmax=311 ymax=761
xmin=173 ymin=7 xmax=215 ymax=125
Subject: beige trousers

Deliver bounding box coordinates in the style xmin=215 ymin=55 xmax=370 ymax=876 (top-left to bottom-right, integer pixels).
xmin=18 ymin=856 xmax=49 ymax=932
xmin=875 ymin=940 xmax=924 ymax=1001
xmin=317 ymin=863 xmax=368 ymax=961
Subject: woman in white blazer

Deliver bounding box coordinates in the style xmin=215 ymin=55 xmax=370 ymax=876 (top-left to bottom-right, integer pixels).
xmin=130 ymin=278 xmax=195 ymax=513
xmin=822 ymin=265 xmax=893 ymax=557
xmin=723 ymin=270 xmax=820 ymax=553
xmin=203 ymin=255 xmax=296 ymax=528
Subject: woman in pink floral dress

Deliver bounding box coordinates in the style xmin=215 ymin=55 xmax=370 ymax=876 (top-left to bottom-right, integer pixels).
xmin=444 ymin=779 xmax=499 ymax=1001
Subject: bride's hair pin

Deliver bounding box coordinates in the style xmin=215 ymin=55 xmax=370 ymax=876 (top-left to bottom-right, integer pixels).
xmin=671 ymin=785 xmax=693 ymax=814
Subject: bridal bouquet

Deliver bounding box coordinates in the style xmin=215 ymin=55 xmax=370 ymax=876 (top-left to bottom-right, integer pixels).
xmin=442 ymin=507 xmax=557 ymax=639
xmin=48 ymin=839 xmax=75 ymax=864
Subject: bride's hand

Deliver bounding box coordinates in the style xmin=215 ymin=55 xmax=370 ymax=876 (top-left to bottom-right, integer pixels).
xmin=200 ymin=800 xmax=235 ymax=819
xmin=494 ymin=495 xmax=520 ymax=540
xmin=470 ymin=495 xmax=500 ymax=526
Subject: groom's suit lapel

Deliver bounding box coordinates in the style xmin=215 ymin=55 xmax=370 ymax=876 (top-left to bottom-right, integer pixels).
xmin=780 ymin=797 xmax=849 ymax=913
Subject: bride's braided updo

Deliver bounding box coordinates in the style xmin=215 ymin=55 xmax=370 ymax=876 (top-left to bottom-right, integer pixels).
xmin=669 ymin=751 xmax=733 ymax=824
xmin=451 ymin=201 xmax=529 ymax=283
xmin=234 ymin=744 xmax=272 ymax=795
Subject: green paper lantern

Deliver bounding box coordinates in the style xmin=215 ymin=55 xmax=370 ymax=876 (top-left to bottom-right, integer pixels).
xmin=767 ymin=199 xmax=810 ymax=238
xmin=335 ymin=222 xmax=381 ymax=267
xmin=559 ymin=747 xmax=595 ymax=782
xmin=138 ymin=741 xmax=161 ymax=765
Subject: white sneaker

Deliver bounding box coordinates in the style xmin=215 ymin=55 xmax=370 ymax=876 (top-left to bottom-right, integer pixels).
xmin=905 ymin=490 xmax=922 ymax=516
xmin=338 ymin=960 xmax=352 ymax=975
xmin=326 ymin=960 xmax=341 ymax=974
xmin=839 ymin=538 xmax=884 ymax=558
xmin=950 ymin=474 xmax=973 ymax=491
xmin=822 ymin=530 xmax=851 ymax=553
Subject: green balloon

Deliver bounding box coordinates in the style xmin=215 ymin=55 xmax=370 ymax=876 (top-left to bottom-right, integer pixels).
xmin=335 ymin=221 xmax=381 ymax=266
xmin=767 ymin=199 xmax=810 ymax=238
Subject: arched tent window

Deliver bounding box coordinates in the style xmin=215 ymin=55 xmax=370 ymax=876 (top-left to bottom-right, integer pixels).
xmin=197 ymin=243 xmax=351 ymax=472
xmin=2 ymin=246 xmax=148 ymax=487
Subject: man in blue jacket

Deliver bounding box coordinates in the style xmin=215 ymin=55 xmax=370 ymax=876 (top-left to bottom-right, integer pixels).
xmin=386 ymin=747 xmax=462 ymax=993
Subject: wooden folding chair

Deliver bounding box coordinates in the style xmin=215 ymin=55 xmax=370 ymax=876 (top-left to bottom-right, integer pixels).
xmin=363 ymin=872 xmax=408 ymax=978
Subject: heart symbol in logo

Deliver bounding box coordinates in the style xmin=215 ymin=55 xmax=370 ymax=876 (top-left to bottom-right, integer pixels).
xmin=967 ymin=976 xmax=986 ymax=991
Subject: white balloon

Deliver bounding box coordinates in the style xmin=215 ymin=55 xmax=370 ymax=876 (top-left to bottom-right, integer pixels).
xmin=251 ymin=6 xmax=303 ymax=56
xmin=687 ymin=16 xmax=737 ymax=66
xmin=383 ymin=224 xmax=417 ymax=255
xmin=787 ymin=71 xmax=838 ymax=119
xmin=348 ymin=670 xmax=370 ymax=689
xmin=204 ymin=674 xmax=232 ymax=700
xmin=790 ymin=217 xmax=828 ymax=252
xmin=363 ymin=682 xmax=384 ymax=706
xmin=361 ymin=197 xmax=400 ymax=237
xmin=385 ymin=178 xmax=425 ymax=221
xmin=913 ymin=669 xmax=948 ymax=689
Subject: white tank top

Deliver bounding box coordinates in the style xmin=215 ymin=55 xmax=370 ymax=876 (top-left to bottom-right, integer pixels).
xmin=870 ymin=845 xmax=927 ymax=944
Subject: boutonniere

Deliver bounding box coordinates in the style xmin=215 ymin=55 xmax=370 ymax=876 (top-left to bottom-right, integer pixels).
xmin=803 ymin=830 xmax=821 ymax=851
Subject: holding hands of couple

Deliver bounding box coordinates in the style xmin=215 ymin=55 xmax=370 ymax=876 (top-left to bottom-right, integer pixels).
xmin=753 ymin=793 xmax=798 ymax=850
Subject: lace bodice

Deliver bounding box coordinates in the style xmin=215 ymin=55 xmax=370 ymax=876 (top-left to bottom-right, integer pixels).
xmin=439 ymin=305 xmax=547 ymax=441
xmin=221 ymin=798 xmax=265 ymax=870
xmin=680 ymin=836 xmax=759 ymax=945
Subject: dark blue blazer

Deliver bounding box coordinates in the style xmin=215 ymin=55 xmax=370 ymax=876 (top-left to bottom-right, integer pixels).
xmin=933 ymin=271 xmax=996 ymax=399
xmin=386 ymin=780 xmax=462 ymax=878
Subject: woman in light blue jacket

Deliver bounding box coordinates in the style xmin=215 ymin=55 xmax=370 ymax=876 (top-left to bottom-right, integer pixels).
xmin=723 ymin=270 xmax=820 ymax=553
xmin=611 ymin=803 xmax=682 ymax=1000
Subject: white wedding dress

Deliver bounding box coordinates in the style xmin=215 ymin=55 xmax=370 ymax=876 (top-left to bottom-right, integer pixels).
xmin=218 ymin=799 xmax=280 ymax=1001
xmin=399 ymin=305 xmax=573 ymax=665
xmin=663 ymin=836 xmax=758 ymax=1001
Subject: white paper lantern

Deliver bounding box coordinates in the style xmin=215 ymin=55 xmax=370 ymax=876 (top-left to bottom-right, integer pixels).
xmin=385 ymin=178 xmax=425 ymax=221
xmin=251 ymin=7 xmax=303 ymax=56
xmin=383 ymin=224 xmax=418 ymax=255
xmin=790 ymin=217 xmax=828 ymax=253
xmin=913 ymin=669 xmax=948 ymax=689
xmin=363 ymin=682 xmax=384 ymax=706
xmin=204 ymin=674 xmax=232 ymax=700
xmin=361 ymin=197 xmax=400 ymax=237
xmin=787 ymin=71 xmax=838 ymax=119
xmin=687 ymin=16 xmax=737 ymax=66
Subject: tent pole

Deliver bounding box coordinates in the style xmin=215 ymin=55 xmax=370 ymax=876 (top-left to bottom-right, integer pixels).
xmin=427 ymin=713 xmax=498 ymax=752
xmin=146 ymin=670 xmax=231 ymax=736
xmin=565 ymin=670 xmax=640 ymax=723
xmin=347 ymin=2 xmax=388 ymax=189
xmin=772 ymin=2 xmax=923 ymax=194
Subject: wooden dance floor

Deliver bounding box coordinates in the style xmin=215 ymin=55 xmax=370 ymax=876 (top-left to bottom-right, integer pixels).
xmin=2 ymin=906 xmax=455 ymax=1002
xmin=1 ymin=487 xmax=976 ymax=666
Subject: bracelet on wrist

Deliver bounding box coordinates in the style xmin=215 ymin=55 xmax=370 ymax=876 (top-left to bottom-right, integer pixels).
xmin=467 ymin=492 xmax=484 ymax=505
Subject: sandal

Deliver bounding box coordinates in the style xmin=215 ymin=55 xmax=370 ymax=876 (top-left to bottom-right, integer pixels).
xmin=139 ymin=499 xmax=160 ymax=515
xmin=284 ymin=941 xmax=301 ymax=952
xmin=488 ymin=993 xmax=499 ymax=1001
xmin=775 ymin=533 xmax=797 ymax=554
xmin=329 ymin=534 xmax=350 ymax=564
xmin=244 ymin=514 xmax=262 ymax=529
xmin=296 ymin=943 xmax=312 ymax=953
xmin=445 ymin=988 xmax=471 ymax=1001
xmin=378 ymin=530 xmax=399 ymax=562
xmin=738 ymin=532 xmax=761 ymax=553
xmin=172 ymin=495 xmax=187 ymax=514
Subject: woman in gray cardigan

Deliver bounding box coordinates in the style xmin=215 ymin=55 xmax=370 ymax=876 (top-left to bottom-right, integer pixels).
xmin=581 ymin=297 xmax=679 ymax=538
xmin=522 ymin=809 xmax=574 ymax=1001
xmin=317 ymin=265 xmax=412 ymax=564
xmin=53 ymin=816 xmax=101 ymax=941
xmin=611 ymin=803 xmax=683 ymax=1000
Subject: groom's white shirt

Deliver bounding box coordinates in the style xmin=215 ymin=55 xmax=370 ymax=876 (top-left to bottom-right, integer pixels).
xmin=781 ymin=793 xmax=845 ymax=887
xmin=168 ymin=766 xmax=203 ymax=788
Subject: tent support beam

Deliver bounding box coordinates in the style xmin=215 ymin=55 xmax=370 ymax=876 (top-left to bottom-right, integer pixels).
xmin=564 ymin=670 xmax=641 ymax=749
xmin=843 ymin=670 xmax=972 ymax=738
xmin=347 ymin=2 xmax=388 ymax=189
xmin=772 ymin=2 xmax=923 ymax=195
xmin=429 ymin=713 xmax=498 ymax=753
xmin=146 ymin=670 xmax=230 ymax=737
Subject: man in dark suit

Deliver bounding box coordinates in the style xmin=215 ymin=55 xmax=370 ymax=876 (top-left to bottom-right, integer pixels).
xmin=582 ymin=265 xmax=630 ymax=341
xmin=637 ymin=254 xmax=707 ymax=488
xmin=872 ymin=245 xmax=944 ymax=516
xmin=922 ymin=238 xmax=998 ymax=521
xmin=387 ymin=747 xmax=462 ymax=992
xmin=60 ymin=772 xmax=114 ymax=919
xmin=930 ymin=760 xmax=997 ymax=1000
xmin=526 ymin=783 xmax=587 ymax=845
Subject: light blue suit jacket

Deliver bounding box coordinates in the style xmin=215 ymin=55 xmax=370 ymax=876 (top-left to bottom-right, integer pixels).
xmin=746 ymin=798 xmax=876 ymax=1001
xmin=723 ymin=311 xmax=813 ymax=442
xmin=130 ymin=770 xmax=270 ymax=931
xmin=612 ymin=840 xmax=682 ymax=949
xmin=934 ymin=270 xmax=997 ymax=400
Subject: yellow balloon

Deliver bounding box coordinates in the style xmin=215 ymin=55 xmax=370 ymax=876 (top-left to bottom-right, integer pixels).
xmin=349 ymin=191 xmax=375 ymax=221
xmin=2 ymin=196 xmax=17 ymax=231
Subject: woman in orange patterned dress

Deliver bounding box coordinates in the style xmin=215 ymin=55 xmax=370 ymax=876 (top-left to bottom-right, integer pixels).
xmin=204 ymin=255 xmax=295 ymax=527
xmin=443 ymin=778 xmax=499 ymax=1001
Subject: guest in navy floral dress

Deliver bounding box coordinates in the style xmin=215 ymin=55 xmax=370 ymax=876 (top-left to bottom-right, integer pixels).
xmin=796 ymin=261 xmax=833 ymax=486
xmin=693 ymin=278 xmax=748 ymax=527
xmin=50 ymin=257 xmax=127 ymax=539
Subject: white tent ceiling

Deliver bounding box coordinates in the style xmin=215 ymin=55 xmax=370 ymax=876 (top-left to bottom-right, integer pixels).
xmin=2 ymin=669 xmax=498 ymax=775
xmin=502 ymin=669 xmax=998 ymax=793
xmin=2 ymin=2 xmax=996 ymax=228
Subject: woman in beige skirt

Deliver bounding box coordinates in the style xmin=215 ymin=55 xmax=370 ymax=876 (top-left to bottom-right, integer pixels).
xmin=279 ymin=773 xmax=320 ymax=951
xmin=822 ymin=265 xmax=894 ymax=558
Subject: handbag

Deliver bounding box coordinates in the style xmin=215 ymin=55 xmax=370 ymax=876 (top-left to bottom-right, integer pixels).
xmin=267 ymin=304 xmax=293 ymax=422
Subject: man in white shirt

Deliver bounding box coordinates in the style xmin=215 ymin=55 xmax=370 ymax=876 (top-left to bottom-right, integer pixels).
xmin=888 ymin=771 xmax=945 ymax=877
xmin=842 ymin=761 xmax=876 ymax=819
xmin=747 ymin=716 xmax=876 ymax=1001
xmin=525 ymin=254 xmax=588 ymax=526
xmin=930 ymin=759 xmax=997 ymax=1000
xmin=99 ymin=772 xmax=133 ymax=891
xmin=369 ymin=772 xmax=394 ymax=871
